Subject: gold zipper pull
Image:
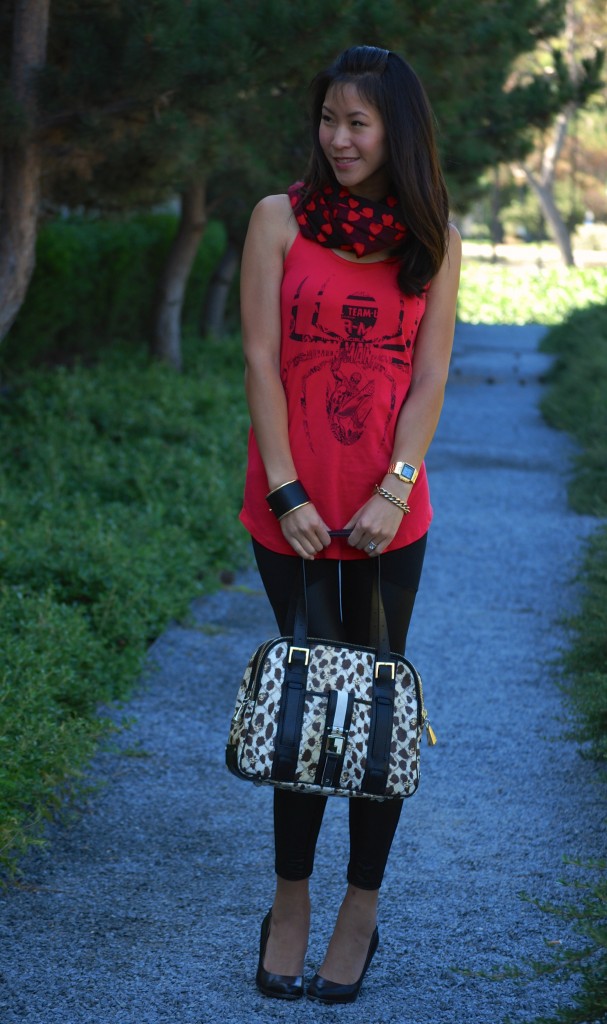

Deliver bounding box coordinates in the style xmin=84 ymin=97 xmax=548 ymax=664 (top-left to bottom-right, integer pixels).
xmin=425 ymin=721 xmax=437 ymax=746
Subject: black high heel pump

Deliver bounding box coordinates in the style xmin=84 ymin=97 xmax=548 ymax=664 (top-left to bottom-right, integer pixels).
xmin=307 ymin=926 xmax=379 ymax=1004
xmin=255 ymin=911 xmax=304 ymax=1000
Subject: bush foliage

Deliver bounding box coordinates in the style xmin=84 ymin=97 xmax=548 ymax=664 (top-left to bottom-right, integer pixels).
xmin=458 ymin=260 xmax=607 ymax=326
xmin=540 ymin=304 xmax=607 ymax=763
xmin=540 ymin=304 xmax=607 ymax=517
xmin=0 ymin=336 xmax=250 ymax=874
xmin=1 ymin=215 xmax=227 ymax=368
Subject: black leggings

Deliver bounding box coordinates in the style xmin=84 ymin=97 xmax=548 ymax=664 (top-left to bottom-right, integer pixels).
xmin=252 ymin=535 xmax=427 ymax=891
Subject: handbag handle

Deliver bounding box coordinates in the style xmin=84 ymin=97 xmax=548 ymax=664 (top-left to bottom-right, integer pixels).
xmin=291 ymin=556 xmax=392 ymax=663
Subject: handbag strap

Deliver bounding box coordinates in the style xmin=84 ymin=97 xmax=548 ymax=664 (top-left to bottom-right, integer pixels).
xmin=270 ymin=643 xmax=309 ymax=782
xmin=368 ymin=559 xmax=391 ymax=659
xmin=271 ymin=563 xmax=310 ymax=782
xmin=293 ymin=557 xmax=392 ymax=660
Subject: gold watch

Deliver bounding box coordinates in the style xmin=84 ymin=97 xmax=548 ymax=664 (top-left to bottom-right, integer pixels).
xmin=388 ymin=461 xmax=419 ymax=484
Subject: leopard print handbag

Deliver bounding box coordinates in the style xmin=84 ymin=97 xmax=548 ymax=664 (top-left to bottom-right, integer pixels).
xmin=226 ymin=560 xmax=436 ymax=800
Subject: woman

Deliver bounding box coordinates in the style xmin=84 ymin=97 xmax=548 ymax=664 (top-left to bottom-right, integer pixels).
xmin=239 ymin=45 xmax=461 ymax=1004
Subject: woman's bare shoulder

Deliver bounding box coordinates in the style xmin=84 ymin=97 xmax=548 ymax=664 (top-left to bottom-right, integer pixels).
xmin=247 ymin=193 xmax=298 ymax=258
xmin=447 ymin=222 xmax=462 ymax=258
xmin=250 ymin=193 xmax=294 ymax=232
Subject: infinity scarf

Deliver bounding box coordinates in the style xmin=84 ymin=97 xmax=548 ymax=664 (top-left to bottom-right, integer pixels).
xmin=288 ymin=181 xmax=407 ymax=258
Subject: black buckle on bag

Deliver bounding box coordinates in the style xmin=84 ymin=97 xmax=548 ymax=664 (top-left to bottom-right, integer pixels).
xmin=374 ymin=661 xmax=395 ymax=680
xmin=288 ymin=645 xmax=310 ymax=666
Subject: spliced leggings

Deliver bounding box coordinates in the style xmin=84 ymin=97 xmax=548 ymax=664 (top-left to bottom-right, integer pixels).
xmin=252 ymin=534 xmax=427 ymax=891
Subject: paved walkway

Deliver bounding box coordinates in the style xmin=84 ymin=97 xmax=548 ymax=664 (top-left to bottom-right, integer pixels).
xmin=0 ymin=324 xmax=603 ymax=1024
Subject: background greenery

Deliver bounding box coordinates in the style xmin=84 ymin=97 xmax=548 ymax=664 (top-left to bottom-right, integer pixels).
xmin=5 ymin=216 xmax=607 ymax=373
xmin=0 ymin=327 xmax=249 ymax=871
xmin=540 ymin=303 xmax=607 ymax=764
xmin=2 ymin=0 xmax=604 ymax=362
xmin=1 ymin=216 xmax=227 ymax=369
xmin=458 ymin=259 xmax=607 ymax=325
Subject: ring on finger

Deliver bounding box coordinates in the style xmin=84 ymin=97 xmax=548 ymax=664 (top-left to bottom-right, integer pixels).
xmin=367 ymin=540 xmax=378 ymax=552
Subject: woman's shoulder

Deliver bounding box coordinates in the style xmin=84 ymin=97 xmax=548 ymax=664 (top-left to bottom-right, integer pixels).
xmin=250 ymin=193 xmax=294 ymax=232
xmin=247 ymin=193 xmax=298 ymax=255
xmin=446 ymin=222 xmax=462 ymax=257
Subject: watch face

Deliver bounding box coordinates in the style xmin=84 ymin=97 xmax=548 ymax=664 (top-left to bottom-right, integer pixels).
xmin=400 ymin=464 xmax=415 ymax=481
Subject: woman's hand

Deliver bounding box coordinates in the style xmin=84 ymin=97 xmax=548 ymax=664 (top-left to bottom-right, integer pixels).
xmin=344 ymin=488 xmax=409 ymax=557
xmin=280 ymin=503 xmax=332 ymax=560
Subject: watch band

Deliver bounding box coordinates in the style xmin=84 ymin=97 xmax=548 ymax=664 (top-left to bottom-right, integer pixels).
xmin=388 ymin=461 xmax=419 ymax=484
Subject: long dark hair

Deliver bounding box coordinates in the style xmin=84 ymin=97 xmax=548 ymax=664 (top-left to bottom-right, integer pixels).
xmin=304 ymin=46 xmax=450 ymax=296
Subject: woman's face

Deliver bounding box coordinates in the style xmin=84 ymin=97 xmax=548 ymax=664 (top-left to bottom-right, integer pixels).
xmin=319 ymin=82 xmax=390 ymax=201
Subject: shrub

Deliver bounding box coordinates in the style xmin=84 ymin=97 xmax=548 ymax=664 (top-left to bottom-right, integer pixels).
xmin=1 ymin=215 xmax=226 ymax=368
xmin=540 ymin=304 xmax=607 ymax=517
xmin=0 ymin=334 xmax=250 ymax=875
xmin=458 ymin=262 xmax=607 ymax=327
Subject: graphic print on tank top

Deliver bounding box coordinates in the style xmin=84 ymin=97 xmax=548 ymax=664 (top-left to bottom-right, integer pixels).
xmin=283 ymin=271 xmax=417 ymax=452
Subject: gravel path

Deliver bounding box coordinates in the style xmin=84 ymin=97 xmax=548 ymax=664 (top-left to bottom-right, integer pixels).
xmin=1 ymin=323 xmax=604 ymax=1024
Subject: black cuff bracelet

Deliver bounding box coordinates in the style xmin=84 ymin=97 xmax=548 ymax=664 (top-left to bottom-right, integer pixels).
xmin=266 ymin=479 xmax=311 ymax=521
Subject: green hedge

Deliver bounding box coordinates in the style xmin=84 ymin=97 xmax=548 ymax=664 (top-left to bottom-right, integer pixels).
xmin=540 ymin=304 xmax=607 ymax=763
xmin=1 ymin=214 xmax=226 ymax=368
xmin=540 ymin=304 xmax=607 ymax=517
xmin=0 ymin=336 xmax=250 ymax=874
xmin=458 ymin=261 xmax=607 ymax=326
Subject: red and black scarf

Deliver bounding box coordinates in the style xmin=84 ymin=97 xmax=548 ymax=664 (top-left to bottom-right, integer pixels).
xmin=288 ymin=181 xmax=407 ymax=258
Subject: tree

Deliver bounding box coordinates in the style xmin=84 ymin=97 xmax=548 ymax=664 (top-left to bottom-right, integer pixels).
xmin=153 ymin=180 xmax=206 ymax=370
xmin=35 ymin=0 xmax=249 ymax=368
xmin=0 ymin=0 xmax=50 ymax=340
xmin=347 ymin=0 xmax=576 ymax=208
xmin=509 ymin=0 xmax=605 ymax=265
xmin=2 ymin=0 xmax=355 ymax=361
xmin=225 ymin=0 xmax=603 ymax=321
xmin=2 ymin=0 xmax=601 ymax=358
xmin=202 ymin=0 xmax=590 ymax=333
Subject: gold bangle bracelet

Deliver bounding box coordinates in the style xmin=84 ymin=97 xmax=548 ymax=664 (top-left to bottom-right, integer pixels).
xmin=266 ymin=478 xmax=298 ymax=497
xmin=278 ymin=500 xmax=311 ymax=521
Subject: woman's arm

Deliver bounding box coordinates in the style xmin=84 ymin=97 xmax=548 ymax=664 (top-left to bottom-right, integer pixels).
xmin=346 ymin=225 xmax=462 ymax=554
xmin=241 ymin=195 xmax=331 ymax=559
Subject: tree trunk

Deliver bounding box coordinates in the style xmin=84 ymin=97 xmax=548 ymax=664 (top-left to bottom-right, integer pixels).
xmin=523 ymin=168 xmax=576 ymax=267
xmin=0 ymin=0 xmax=50 ymax=342
xmin=201 ymin=241 xmax=239 ymax=337
xmin=151 ymin=179 xmax=207 ymax=370
xmin=515 ymin=107 xmax=576 ymax=268
xmin=511 ymin=0 xmax=590 ymax=270
xmin=489 ymin=166 xmax=504 ymax=255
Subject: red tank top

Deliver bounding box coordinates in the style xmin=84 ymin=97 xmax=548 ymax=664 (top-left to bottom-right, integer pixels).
xmin=240 ymin=232 xmax=432 ymax=559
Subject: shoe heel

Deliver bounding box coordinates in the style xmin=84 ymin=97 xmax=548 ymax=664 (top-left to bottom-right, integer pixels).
xmin=256 ymin=911 xmax=304 ymax=1001
xmin=307 ymin=927 xmax=379 ymax=1005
